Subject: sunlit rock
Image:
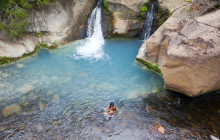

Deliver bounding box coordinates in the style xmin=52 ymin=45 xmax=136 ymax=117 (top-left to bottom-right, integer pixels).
xmin=137 ymin=8 xmax=220 ymax=96
xmin=3 ymin=104 xmax=21 ymax=117
xmin=157 ymin=126 xmax=165 ymax=135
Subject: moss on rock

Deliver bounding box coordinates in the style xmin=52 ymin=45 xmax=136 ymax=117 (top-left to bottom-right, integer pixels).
xmin=136 ymin=58 xmax=163 ymax=76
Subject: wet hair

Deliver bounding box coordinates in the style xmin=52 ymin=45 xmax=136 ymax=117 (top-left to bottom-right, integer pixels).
xmin=110 ymin=102 xmax=114 ymax=107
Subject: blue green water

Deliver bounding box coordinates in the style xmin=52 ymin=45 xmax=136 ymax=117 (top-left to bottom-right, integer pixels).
xmin=0 ymin=39 xmax=219 ymax=139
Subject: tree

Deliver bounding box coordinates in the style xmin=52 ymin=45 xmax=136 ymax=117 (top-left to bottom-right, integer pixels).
xmin=0 ymin=0 xmax=50 ymax=38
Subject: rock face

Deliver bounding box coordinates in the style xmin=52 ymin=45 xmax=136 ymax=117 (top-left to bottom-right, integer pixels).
xmin=106 ymin=0 xmax=148 ymax=37
xmin=0 ymin=0 xmax=97 ymax=58
xmin=137 ymin=5 xmax=220 ymax=96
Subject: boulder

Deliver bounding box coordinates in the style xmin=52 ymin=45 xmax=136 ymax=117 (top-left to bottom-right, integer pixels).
xmin=137 ymin=8 xmax=220 ymax=96
xmin=3 ymin=104 xmax=21 ymax=117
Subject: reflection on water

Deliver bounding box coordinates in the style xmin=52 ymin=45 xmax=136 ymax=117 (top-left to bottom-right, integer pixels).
xmin=0 ymin=39 xmax=219 ymax=139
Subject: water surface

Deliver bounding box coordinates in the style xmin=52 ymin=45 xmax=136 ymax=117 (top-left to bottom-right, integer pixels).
xmin=0 ymin=39 xmax=219 ymax=139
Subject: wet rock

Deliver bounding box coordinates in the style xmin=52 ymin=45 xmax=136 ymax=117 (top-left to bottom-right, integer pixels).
xmin=28 ymin=93 xmax=35 ymax=100
xmin=142 ymin=92 xmax=150 ymax=98
xmin=187 ymin=115 xmax=192 ymax=120
xmin=152 ymin=87 xmax=160 ymax=94
xmin=23 ymin=102 xmax=31 ymax=107
xmin=211 ymin=135 xmax=220 ymax=140
xmin=52 ymin=94 xmax=60 ymax=103
xmin=23 ymin=85 xmax=35 ymax=94
xmin=3 ymin=104 xmax=21 ymax=117
xmin=157 ymin=126 xmax=165 ymax=135
xmin=38 ymin=123 xmax=43 ymax=132
xmin=16 ymin=64 xmax=24 ymax=69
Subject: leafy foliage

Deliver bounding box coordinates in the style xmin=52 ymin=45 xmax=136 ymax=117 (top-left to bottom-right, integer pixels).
xmin=136 ymin=58 xmax=163 ymax=76
xmin=140 ymin=6 xmax=148 ymax=12
xmin=0 ymin=0 xmax=50 ymax=37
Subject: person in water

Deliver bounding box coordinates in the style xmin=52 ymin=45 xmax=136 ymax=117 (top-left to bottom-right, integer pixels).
xmin=106 ymin=102 xmax=117 ymax=115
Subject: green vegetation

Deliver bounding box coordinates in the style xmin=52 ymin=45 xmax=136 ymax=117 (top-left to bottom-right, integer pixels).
xmin=140 ymin=6 xmax=148 ymax=12
xmin=200 ymin=90 xmax=205 ymax=94
xmin=0 ymin=0 xmax=50 ymax=38
xmin=0 ymin=56 xmax=11 ymax=64
xmin=157 ymin=5 xmax=172 ymax=27
xmin=35 ymin=32 xmax=42 ymax=37
xmin=136 ymin=58 xmax=163 ymax=76
xmin=36 ymin=42 xmax=58 ymax=49
xmin=103 ymin=0 xmax=109 ymax=10
xmin=0 ymin=42 xmax=57 ymax=65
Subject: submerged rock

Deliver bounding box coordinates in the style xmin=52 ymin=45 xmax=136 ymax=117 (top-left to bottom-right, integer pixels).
xmin=157 ymin=126 xmax=165 ymax=135
xmin=39 ymin=102 xmax=45 ymax=111
xmin=16 ymin=64 xmax=24 ymax=69
xmin=52 ymin=94 xmax=60 ymax=103
xmin=142 ymin=92 xmax=150 ymax=98
xmin=152 ymin=87 xmax=160 ymax=94
xmin=3 ymin=104 xmax=21 ymax=117
xmin=0 ymin=98 xmax=2 ymax=102
xmin=23 ymin=85 xmax=35 ymax=94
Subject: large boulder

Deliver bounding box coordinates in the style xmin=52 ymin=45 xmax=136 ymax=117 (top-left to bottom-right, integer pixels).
xmin=0 ymin=0 xmax=97 ymax=58
xmin=137 ymin=7 xmax=220 ymax=96
xmin=106 ymin=0 xmax=148 ymax=37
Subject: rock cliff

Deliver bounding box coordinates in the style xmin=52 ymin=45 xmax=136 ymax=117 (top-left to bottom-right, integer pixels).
xmin=137 ymin=0 xmax=220 ymax=96
xmin=106 ymin=0 xmax=148 ymax=37
xmin=0 ymin=0 xmax=97 ymax=58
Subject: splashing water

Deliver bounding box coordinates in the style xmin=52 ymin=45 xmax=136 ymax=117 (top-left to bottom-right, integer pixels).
xmin=141 ymin=4 xmax=155 ymax=41
xmin=74 ymin=0 xmax=104 ymax=60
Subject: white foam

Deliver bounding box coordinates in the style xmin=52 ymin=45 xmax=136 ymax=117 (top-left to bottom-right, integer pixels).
xmin=74 ymin=7 xmax=104 ymax=60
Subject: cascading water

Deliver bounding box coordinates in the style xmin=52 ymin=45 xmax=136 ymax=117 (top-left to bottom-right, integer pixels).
xmin=141 ymin=3 xmax=155 ymax=41
xmin=74 ymin=0 xmax=104 ymax=60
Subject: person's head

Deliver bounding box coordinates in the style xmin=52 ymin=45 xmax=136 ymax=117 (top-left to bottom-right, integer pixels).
xmin=110 ymin=102 xmax=114 ymax=107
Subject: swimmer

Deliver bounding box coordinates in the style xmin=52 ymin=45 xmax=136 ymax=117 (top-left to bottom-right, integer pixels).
xmin=106 ymin=102 xmax=117 ymax=115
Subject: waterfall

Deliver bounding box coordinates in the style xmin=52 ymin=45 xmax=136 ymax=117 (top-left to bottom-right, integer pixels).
xmin=141 ymin=4 xmax=155 ymax=41
xmin=74 ymin=0 xmax=104 ymax=60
